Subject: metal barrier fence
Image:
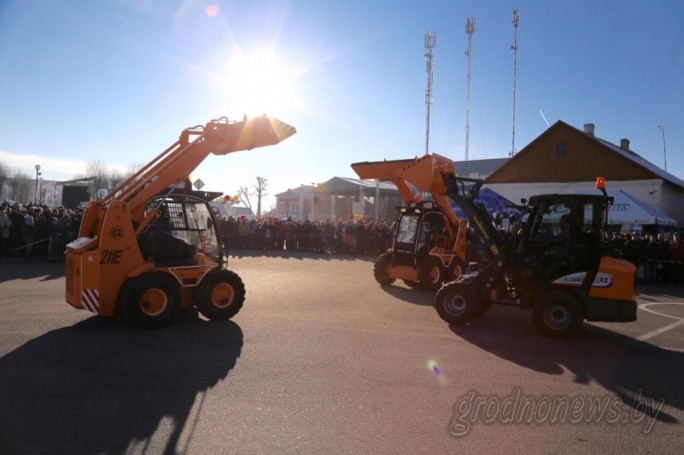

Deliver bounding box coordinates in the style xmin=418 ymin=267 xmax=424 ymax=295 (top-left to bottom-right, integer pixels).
xmin=224 ymin=232 xmax=336 ymax=252
xmin=48 ymin=233 xmax=77 ymax=261
xmin=223 ymin=231 xmax=490 ymax=263
xmin=641 ymin=259 xmax=684 ymax=284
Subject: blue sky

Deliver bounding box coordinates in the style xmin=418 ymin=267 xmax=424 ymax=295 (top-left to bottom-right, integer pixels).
xmin=1 ymin=0 xmax=682 ymax=210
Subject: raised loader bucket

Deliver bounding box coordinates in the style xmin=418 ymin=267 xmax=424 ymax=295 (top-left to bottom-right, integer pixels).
xmin=207 ymin=114 xmax=297 ymax=155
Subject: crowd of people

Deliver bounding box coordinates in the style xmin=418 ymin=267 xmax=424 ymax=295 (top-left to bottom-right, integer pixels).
xmin=0 ymin=201 xmax=81 ymax=261
xmin=603 ymin=230 xmax=684 ymax=286
xmin=218 ymin=216 xmax=394 ymax=257
xmin=3 ymin=198 xmax=684 ymax=288
xmin=221 ymin=216 xmax=684 ymax=287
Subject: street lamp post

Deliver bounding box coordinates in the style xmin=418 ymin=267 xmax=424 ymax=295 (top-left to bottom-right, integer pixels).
xmin=34 ymin=164 xmax=41 ymax=204
xmin=311 ymin=182 xmax=316 ymax=221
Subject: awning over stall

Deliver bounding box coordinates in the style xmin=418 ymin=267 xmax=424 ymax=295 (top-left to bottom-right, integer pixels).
xmin=602 ymin=189 xmax=676 ymax=227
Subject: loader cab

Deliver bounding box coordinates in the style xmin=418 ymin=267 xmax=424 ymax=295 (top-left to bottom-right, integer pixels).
xmin=140 ymin=191 xmax=224 ymax=267
xmin=392 ymin=201 xmax=444 ymax=266
xmin=515 ymin=194 xmax=606 ymax=285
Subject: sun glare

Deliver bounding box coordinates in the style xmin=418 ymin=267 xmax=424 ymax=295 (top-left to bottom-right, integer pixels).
xmin=222 ymin=51 xmax=299 ymax=117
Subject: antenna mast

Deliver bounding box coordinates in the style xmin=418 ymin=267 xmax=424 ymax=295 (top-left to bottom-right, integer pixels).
xmin=658 ymin=124 xmax=668 ymax=171
xmin=424 ymin=32 xmax=437 ymax=156
xmin=465 ymin=17 xmax=476 ymax=161
xmin=510 ymin=8 xmax=520 ymax=157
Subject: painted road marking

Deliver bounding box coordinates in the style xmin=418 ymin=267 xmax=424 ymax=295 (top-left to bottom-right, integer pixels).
xmin=636 ymin=303 xmax=684 ymax=352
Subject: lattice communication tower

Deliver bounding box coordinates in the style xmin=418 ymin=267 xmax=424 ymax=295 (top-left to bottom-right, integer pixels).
xmin=510 ymin=8 xmax=520 ymax=157
xmin=465 ymin=17 xmax=476 ymax=161
xmin=424 ymin=32 xmax=437 ymax=156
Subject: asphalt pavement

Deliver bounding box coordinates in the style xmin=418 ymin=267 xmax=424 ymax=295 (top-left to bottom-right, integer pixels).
xmin=1 ymin=253 xmax=683 ymax=454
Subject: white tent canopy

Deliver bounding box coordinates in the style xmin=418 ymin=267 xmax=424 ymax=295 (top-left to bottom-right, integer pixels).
xmin=578 ymin=189 xmax=676 ymax=227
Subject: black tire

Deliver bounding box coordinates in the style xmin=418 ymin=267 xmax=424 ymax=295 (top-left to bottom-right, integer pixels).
xmin=434 ymin=281 xmax=480 ymax=325
xmin=194 ymin=269 xmax=246 ymax=321
xmin=419 ymin=256 xmax=444 ymax=291
xmin=447 ymin=257 xmax=466 ymax=283
xmin=403 ymin=280 xmax=420 ymax=288
xmin=532 ymin=293 xmax=584 ymax=339
xmin=118 ymin=272 xmax=180 ymax=329
xmin=374 ymin=252 xmax=395 ymax=285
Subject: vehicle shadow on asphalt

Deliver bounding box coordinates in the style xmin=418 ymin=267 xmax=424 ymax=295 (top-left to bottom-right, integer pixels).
xmin=0 ymin=314 xmax=243 ymax=455
xmin=379 ymin=283 xmax=435 ymax=306
xmin=448 ymin=306 xmax=682 ymax=428
xmin=228 ymin=249 xmax=376 ymax=263
xmin=0 ymin=259 xmax=65 ymax=281
xmin=0 ymin=250 xmax=378 ymax=283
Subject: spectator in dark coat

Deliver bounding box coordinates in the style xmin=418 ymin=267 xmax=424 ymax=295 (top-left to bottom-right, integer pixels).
xmin=669 ymin=232 xmax=684 ymax=286
xmin=8 ymin=205 xmax=25 ymax=257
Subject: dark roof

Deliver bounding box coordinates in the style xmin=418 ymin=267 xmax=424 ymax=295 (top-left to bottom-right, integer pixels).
xmin=453 ymin=158 xmax=508 ymax=177
xmin=511 ymin=120 xmax=684 ymax=188
xmin=274 ymin=185 xmax=315 ymax=197
xmin=591 ymin=135 xmax=684 ymax=188
xmin=314 ymin=177 xmax=398 ymax=195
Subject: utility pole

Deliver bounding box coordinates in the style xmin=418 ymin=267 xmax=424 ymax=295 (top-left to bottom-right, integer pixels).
xmin=34 ymin=164 xmax=41 ymax=204
xmin=658 ymin=125 xmax=668 ymax=172
xmin=510 ymin=8 xmax=520 ymax=157
xmin=424 ymin=32 xmax=437 ymax=156
xmin=465 ymin=17 xmax=476 ymax=161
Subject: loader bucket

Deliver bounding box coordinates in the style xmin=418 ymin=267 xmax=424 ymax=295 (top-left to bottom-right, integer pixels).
xmin=351 ymin=158 xmax=417 ymax=181
xmin=207 ymin=115 xmax=297 ymax=155
xmin=351 ymin=153 xmax=455 ymax=193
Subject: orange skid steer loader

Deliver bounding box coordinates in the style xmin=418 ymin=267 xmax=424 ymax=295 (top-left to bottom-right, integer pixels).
xmin=65 ymin=115 xmax=296 ymax=328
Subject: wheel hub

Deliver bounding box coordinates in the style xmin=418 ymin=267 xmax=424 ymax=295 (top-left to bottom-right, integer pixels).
xmin=445 ymin=294 xmax=466 ymax=317
xmin=211 ymin=283 xmax=235 ymax=309
xmin=545 ymin=304 xmax=570 ymax=329
xmin=140 ymin=288 xmax=168 ymax=317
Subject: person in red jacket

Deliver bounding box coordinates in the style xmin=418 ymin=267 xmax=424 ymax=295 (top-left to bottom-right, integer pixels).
xmin=668 ymin=232 xmax=684 ymax=286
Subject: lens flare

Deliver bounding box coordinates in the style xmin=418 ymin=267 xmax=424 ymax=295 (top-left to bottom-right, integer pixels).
xmin=427 ymin=359 xmax=446 ymax=384
xmin=205 ymin=4 xmax=219 ymax=17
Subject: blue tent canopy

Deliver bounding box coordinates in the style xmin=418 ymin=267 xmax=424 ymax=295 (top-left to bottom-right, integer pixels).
xmin=452 ymin=187 xmax=522 ymax=224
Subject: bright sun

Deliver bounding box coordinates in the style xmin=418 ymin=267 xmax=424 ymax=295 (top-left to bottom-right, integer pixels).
xmin=221 ymin=50 xmax=299 ymax=117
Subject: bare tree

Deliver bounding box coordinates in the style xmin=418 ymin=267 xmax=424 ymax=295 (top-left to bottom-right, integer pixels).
xmin=253 ymin=176 xmax=268 ymax=217
xmin=108 ymin=169 xmax=127 ymax=191
xmin=85 ymin=159 xmax=110 ymax=192
xmin=9 ymin=168 xmax=31 ymax=202
xmin=237 ymin=185 xmax=252 ymax=211
xmin=73 ymin=160 xmax=144 ymax=196
xmin=0 ymin=162 xmax=10 ymax=200
xmin=127 ymin=161 xmax=144 ymax=174
xmin=107 ymin=162 xmax=144 ymax=197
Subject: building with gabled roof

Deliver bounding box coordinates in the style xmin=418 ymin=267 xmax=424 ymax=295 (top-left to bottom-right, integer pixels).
xmin=485 ymin=121 xmax=683 ymax=229
xmin=272 ymin=179 xmax=404 ymax=221
xmin=271 ymin=160 xmax=510 ymax=222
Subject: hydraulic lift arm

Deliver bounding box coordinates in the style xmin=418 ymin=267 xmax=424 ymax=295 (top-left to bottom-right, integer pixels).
xmin=78 ymin=115 xmax=296 ymax=239
xmin=441 ymin=173 xmax=506 ymax=261
xmin=351 ymin=153 xmax=463 ymax=242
